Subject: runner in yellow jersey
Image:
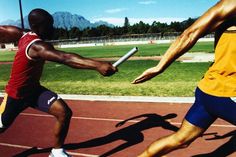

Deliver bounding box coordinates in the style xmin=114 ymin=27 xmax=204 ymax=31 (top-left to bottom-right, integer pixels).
xmin=132 ymin=0 xmax=236 ymax=156
xmin=198 ymin=29 xmax=236 ymax=96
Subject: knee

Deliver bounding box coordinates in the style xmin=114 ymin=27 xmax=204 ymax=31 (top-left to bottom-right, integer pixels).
xmin=58 ymin=107 xmax=73 ymax=122
xmin=178 ymin=141 xmax=191 ymax=149
xmin=65 ymin=107 xmax=73 ymax=119
xmin=173 ymin=134 xmax=193 ymax=148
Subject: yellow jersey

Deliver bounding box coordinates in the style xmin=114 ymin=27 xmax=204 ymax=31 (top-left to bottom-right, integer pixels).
xmin=198 ymin=32 xmax=236 ymax=97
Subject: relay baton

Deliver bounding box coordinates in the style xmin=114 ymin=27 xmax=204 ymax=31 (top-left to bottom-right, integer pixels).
xmin=112 ymin=47 xmax=139 ymax=67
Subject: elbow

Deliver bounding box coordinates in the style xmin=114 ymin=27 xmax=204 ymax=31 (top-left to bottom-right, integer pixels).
xmin=50 ymin=52 xmax=71 ymax=64
xmin=180 ymin=28 xmax=199 ymax=46
xmin=60 ymin=53 xmax=72 ymax=64
xmin=181 ymin=29 xmax=194 ymax=42
xmin=60 ymin=53 xmax=79 ymax=68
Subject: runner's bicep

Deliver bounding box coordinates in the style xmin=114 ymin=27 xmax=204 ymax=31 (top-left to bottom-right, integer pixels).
xmin=29 ymin=41 xmax=66 ymax=63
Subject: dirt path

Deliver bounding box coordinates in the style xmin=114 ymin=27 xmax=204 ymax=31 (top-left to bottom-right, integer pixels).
xmin=0 ymin=62 xmax=13 ymax=65
xmin=93 ymin=52 xmax=214 ymax=62
xmin=0 ymin=52 xmax=214 ymax=65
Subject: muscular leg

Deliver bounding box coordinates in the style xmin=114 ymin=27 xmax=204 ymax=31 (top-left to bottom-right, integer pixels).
xmin=48 ymin=99 xmax=72 ymax=148
xmin=0 ymin=94 xmax=27 ymax=133
xmin=137 ymin=119 xmax=205 ymax=157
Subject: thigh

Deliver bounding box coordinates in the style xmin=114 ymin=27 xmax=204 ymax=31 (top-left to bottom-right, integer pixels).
xmin=185 ymin=88 xmax=217 ymax=129
xmin=26 ymin=87 xmax=60 ymax=113
xmin=206 ymin=96 xmax=236 ymax=126
xmin=0 ymin=94 xmax=27 ymax=128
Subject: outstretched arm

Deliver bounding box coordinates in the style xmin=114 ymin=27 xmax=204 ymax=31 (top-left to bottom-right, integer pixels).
xmin=116 ymin=114 xmax=152 ymax=127
xmin=133 ymin=0 xmax=236 ymax=84
xmin=0 ymin=26 xmax=23 ymax=43
xmin=28 ymin=41 xmax=117 ymax=76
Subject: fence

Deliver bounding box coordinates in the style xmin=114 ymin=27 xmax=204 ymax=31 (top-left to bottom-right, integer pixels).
xmin=0 ymin=32 xmax=215 ymax=50
xmin=52 ymin=32 xmax=214 ymax=44
xmin=51 ymin=32 xmax=215 ymax=48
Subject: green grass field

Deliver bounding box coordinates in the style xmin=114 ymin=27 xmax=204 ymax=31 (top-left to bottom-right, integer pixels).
xmin=0 ymin=51 xmax=15 ymax=62
xmin=0 ymin=41 xmax=214 ymax=62
xmin=0 ymin=42 xmax=214 ymax=96
xmin=0 ymin=60 xmax=212 ymax=96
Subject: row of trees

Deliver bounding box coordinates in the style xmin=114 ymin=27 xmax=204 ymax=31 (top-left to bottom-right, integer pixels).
xmin=52 ymin=17 xmax=197 ymax=40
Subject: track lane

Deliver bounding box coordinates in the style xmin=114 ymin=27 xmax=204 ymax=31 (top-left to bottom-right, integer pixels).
xmin=0 ymin=99 xmax=236 ymax=156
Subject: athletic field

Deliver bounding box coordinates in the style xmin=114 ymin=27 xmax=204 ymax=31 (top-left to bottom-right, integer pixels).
xmin=2 ymin=42 xmax=235 ymax=157
xmin=0 ymin=42 xmax=214 ymax=96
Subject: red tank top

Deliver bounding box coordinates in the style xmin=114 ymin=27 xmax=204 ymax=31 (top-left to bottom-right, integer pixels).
xmin=5 ymin=32 xmax=45 ymax=99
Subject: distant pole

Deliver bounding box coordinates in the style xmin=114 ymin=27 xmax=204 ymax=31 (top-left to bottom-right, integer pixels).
xmin=19 ymin=0 xmax=24 ymax=30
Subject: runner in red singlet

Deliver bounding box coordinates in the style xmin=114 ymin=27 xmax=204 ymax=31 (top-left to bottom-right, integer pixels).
xmin=0 ymin=9 xmax=117 ymax=157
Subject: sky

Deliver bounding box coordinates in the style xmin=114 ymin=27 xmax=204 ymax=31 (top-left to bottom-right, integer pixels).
xmin=0 ymin=0 xmax=219 ymax=26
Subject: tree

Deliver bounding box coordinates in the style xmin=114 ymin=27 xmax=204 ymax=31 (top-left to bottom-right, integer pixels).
xmin=97 ymin=25 xmax=113 ymax=36
xmin=169 ymin=22 xmax=183 ymax=32
xmin=69 ymin=27 xmax=81 ymax=39
xmin=148 ymin=21 xmax=159 ymax=33
xmin=123 ymin=17 xmax=130 ymax=34
xmin=53 ymin=28 xmax=69 ymax=39
xmin=50 ymin=17 xmax=197 ymax=40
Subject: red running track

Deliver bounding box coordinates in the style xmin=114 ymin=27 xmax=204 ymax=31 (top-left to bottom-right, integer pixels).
xmin=0 ymin=98 xmax=236 ymax=157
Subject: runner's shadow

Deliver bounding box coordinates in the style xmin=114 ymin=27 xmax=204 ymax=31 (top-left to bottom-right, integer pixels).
xmin=14 ymin=113 xmax=178 ymax=157
xmin=192 ymin=130 xmax=236 ymax=157
xmin=13 ymin=147 xmax=52 ymax=157
xmin=64 ymin=113 xmax=179 ymax=157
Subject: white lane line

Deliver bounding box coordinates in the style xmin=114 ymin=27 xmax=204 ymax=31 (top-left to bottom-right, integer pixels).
xmin=0 ymin=142 xmax=32 ymax=149
xmin=0 ymin=142 xmax=99 ymax=157
xmin=20 ymin=113 xmax=141 ymax=123
xmin=0 ymin=93 xmax=194 ymax=103
xmin=59 ymin=94 xmax=195 ymax=103
xmin=20 ymin=112 xmax=236 ymax=128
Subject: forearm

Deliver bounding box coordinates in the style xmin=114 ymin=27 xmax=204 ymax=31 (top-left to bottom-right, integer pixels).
xmin=156 ymin=29 xmax=198 ymax=72
xmin=60 ymin=52 xmax=116 ymax=76
xmin=61 ymin=53 xmax=101 ymax=70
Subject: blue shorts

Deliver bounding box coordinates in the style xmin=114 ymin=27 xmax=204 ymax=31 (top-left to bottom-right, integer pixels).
xmin=0 ymin=86 xmax=60 ymax=128
xmin=185 ymin=87 xmax=236 ymax=129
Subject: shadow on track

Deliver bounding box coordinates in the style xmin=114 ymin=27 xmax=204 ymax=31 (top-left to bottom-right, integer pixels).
xmin=14 ymin=113 xmax=179 ymax=157
xmin=192 ymin=130 xmax=236 ymax=157
xmin=65 ymin=113 xmax=179 ymax=157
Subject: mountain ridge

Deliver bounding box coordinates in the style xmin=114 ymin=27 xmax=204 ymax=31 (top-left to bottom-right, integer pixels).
xmin=0 ymin=11 xmax=114 ymax=30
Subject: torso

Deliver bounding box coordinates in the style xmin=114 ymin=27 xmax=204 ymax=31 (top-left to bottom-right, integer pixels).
xmin=5 ymin=32 xmax=45 ymax=99
xmin=198 ymin=31 xmax=236 ymax=97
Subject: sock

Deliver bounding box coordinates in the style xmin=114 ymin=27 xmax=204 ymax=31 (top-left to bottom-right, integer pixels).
xmin=52 ymin=148 xmax=64 ymax=154
xmin=0 ymin=115 xmax=3 ymax=128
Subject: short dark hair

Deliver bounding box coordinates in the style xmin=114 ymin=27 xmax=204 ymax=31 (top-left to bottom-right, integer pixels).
xmin=28 ymin=8 xmax=54 ymax=39
xmin=28 ymin=8 xmax=53 ymax=29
